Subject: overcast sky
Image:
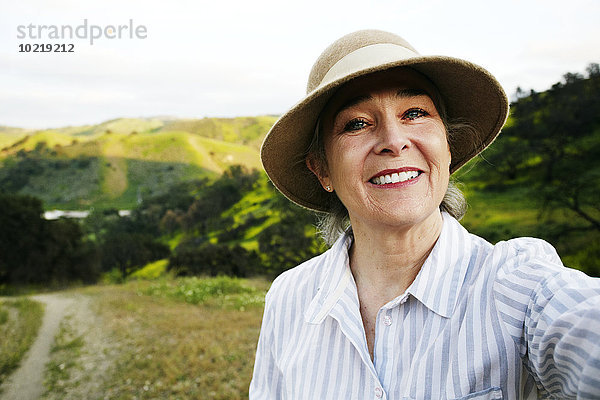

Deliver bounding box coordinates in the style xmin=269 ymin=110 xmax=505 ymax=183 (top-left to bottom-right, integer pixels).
xmin=1 ymin=0 xmax=599 ymax=129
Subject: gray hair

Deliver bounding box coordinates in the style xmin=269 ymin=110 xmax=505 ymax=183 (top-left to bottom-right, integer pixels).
xmin=306 ymin=96 xmax=479 ymax=245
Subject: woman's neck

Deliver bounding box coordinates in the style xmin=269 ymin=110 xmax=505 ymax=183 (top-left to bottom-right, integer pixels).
xmin=349 ymin=210 xmax=444 ymax=303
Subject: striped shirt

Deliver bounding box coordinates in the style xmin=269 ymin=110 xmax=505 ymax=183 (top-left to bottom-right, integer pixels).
xmin=249 ymin=212 xmax=600 ymax=399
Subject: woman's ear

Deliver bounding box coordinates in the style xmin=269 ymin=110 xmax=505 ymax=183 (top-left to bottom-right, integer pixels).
xmin=306 ymin=155 xmax=332 ymax=192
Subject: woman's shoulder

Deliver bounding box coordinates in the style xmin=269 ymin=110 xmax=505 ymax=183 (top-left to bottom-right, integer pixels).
xmin=485 ymin=236 xmax=599 ymax=305
xmin=267 ymin=232 xmax=351 ymax=302
xmin=489 ymin=236 xmax=566 ymax=280
xmin=493 ymin=236 xmax=562 ymax=269
xmin=266 ymin=246 xmax=335 ymax=305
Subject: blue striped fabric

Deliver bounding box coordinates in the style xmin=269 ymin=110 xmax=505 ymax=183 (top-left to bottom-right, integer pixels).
xmin=249 ymin=213 xmax=600 ymax=399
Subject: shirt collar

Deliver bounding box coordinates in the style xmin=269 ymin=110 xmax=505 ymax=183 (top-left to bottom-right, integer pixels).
xmin=401 ymin=212 xmax=474 ymax=318
xmin=305 ymin=212 xmax=474 ymax=323
xmin=304 ymin=232 xmax=354 ymax=324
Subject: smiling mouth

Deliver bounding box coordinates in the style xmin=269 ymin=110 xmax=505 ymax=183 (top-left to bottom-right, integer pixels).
xmin=369 ymin=170 xmax=422 ymax=185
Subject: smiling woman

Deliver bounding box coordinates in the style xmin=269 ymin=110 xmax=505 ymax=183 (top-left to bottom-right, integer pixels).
xmin=250 ymin=30 xmax=600 ymax=399
xmin=308 ymin=70 xmax=454 ymax=243
xmin=306 ymin=78 xmax=474 ymax=243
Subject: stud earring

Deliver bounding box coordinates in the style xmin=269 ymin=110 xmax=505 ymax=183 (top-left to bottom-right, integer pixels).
xmin=325 ymin=185 xmax=332 ymax=192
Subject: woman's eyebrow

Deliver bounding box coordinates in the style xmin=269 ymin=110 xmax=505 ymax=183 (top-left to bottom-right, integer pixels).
xmin=396 ymin=88 xmax=430 ymax=98
xmin=333 ymin=89 xmax=431 ymax=120
xmin=332 ymin=94 xmax=373 ymax=121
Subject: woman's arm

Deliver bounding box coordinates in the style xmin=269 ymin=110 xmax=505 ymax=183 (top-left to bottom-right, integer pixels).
xmin=523 ymin=266 xmax=600 ymax=398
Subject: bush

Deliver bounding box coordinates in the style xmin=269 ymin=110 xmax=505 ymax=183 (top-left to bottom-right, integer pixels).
xmin=129 ymin=259 xmax=169 ymax=280
xmin=142 ymin=276 xmax=265 ymax=310
xmin=0 ymin=194 xmax=100 ymax=285
xmin=258 ymin=214 xmax=322 ymax=276
xmin=101 ymin=232 xmax=170 ymax=274
xmin=169 ymin=241 xmax=260 ymax=277
xmin=101 ymin=268 xmax=125 ymax=284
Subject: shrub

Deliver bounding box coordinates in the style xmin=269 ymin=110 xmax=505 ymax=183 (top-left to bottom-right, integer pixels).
xmin=142 ymin=276 xmax=265 ymax=310
xmin=129 ymin=259 xmax=169 ymax=280
xmin=169 ymin=241 xmax=260 ymax=277
xmin=101 ymin=232 xmax=170 ymax=275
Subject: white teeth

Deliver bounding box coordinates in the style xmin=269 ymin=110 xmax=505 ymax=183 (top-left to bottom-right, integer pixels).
xmin=371 ymin=171 xmax=419 ymax=185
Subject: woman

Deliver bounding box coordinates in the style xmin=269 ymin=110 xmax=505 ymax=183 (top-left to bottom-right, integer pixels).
xmin=250 ymin=30 xmax=600 ymax=399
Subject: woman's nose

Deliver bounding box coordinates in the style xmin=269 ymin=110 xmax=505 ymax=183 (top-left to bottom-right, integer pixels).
xmin=373 ymin=117 xmax=411 ymax=155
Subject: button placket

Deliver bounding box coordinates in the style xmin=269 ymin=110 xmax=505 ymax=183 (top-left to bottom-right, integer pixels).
xmin=374 ymin=386 xmax=384 ymax=398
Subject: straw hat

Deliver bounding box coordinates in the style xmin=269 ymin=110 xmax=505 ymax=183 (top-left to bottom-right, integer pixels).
xmin=261 ymin=29 xmax=509 ymax=212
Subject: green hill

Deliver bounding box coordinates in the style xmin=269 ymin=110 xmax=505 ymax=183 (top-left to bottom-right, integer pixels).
xmin=0 ymin=116 xmax=274 ymax=210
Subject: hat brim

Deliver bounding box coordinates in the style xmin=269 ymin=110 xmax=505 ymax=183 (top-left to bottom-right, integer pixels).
xmin=261 ymin=55 xmax=508 ymax=212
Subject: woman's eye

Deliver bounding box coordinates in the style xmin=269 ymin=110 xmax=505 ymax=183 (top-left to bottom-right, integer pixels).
xmin=403 ymin=108 xmax=428 ymax=120
xmin=343 ymin=118 xmax=369 ymax=132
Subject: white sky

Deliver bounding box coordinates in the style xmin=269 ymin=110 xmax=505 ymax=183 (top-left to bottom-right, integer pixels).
xmin=1 ymin=0 xmax=599 ymax=129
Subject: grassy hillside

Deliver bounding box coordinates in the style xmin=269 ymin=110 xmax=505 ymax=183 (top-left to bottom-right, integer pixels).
xmin=0 ymin=127 xmax=30 ymax=149
xmin=158 ymin=116 xmax=277 ymax=150
xmin=0 ymin=117 xmax=271 ymax=210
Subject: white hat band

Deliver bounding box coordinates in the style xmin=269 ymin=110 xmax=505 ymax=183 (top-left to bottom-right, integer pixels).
xmin=319 ymin=43 xmax=420 ymax=88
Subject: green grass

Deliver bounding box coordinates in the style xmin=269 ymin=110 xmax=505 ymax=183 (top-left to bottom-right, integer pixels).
xmin=192 ymin=136 xmax=262 ymax=171
xmin=129 ymin=259 xmax=169 ymax=280
xmin=20 ymin=157 xmax=103 ymax=209
xmin=0 ymin=133 xmax=28 ymax=149
xmin=77 ymin=277 xmax=269 ymax=399
xmin=121 ymin=131 xmax=203 ymax=164
xmin=90 ymin=117 xmax=164 ymax=136
xmin=159 ymin=116 xmax=277 ymax=150
xmin=0 ymin=307 xmax=7 ymax=325
xmin=141 ymin=276 xmax=266 ymax=311
xmin=0 ymin=131 xmax=74 ymax=155
xmin=44 ymin=316 xmax=85 ymax=396
xmin=461 ymin=188 xmax=540 ymax=241
xmin=0 ymin=298 xmax=45 ymax=385
xmin=121 ymin=159 xmax=214 ymax=208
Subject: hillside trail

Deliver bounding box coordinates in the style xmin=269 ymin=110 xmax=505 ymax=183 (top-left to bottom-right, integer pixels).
xmin=0 ymin=292 xmax=115 ymax=400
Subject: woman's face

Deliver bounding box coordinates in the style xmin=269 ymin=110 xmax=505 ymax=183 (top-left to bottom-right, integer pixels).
xmin=311 ymin=68 xmax=451 ymax=231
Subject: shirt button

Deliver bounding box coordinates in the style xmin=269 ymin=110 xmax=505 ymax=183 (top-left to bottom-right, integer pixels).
xmin=383 ymin=315 xmax=392 ymax=326
xmin=374 ymin=387 xmax=383 ymax=398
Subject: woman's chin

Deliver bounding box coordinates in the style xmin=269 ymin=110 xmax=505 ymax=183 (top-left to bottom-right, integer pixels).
xmin=352 ymin=200 xmax=442 ymax=231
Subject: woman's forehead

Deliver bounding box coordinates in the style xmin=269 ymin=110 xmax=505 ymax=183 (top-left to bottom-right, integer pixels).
xmin=322 ymin=68 xmax=440 ymax=118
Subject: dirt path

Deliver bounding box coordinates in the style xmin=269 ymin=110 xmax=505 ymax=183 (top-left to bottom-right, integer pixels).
xmin=0 ymin=294 xmax=75 ymax=400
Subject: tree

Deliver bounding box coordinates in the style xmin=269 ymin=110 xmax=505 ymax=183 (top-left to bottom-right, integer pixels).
xmin=258 ymin=184 xmax=325 ymax=276
xmin=0 ymin=194 xmax=100 ymax=284
xmin=100 ymin=232 xmax=170 ymax=275
xmin=493 ymin=66 xmax=600 ymax=232
xmin=169 ymin=240 xmax=260 ymax=277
